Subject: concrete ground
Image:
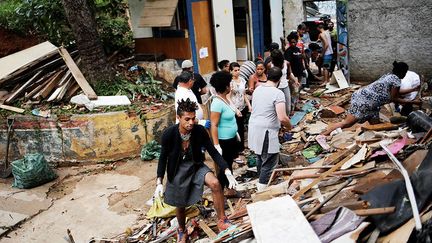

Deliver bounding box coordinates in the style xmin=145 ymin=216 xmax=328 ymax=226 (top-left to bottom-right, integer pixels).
xmin=0 ymin=158 xmax=158 ymax=243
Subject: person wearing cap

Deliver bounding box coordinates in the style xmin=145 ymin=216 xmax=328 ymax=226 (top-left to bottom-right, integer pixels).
xmin=174 ymin=71 xmax=205 ymax=123
xmin=173 ymin=60 xmax=208 ymax=104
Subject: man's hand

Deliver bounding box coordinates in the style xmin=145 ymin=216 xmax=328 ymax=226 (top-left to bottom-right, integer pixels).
xmin=224 ymin=169 xmax=238 ymax=189
xmin=214 ymin=144 xmax=222 ymax=155
xmin=154 ymin=178 xmax=164 ymax=198
xmin=198 ymin=119 xmax=211 ymax=129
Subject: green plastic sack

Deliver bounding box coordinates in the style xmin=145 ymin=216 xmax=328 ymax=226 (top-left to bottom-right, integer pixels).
xmin=140 ymin=140 xmax=161 ymax=161
xmin=11 ymin=153 xmax=57 ymax=189
xmin=246 ymin=153 xmax=257 ymax=168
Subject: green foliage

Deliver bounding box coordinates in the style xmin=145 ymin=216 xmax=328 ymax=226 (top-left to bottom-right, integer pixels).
xmin=94 ymin=72 xmax=170 ymax=101
xmin=0 ymin=0 xmax=133 ymax=53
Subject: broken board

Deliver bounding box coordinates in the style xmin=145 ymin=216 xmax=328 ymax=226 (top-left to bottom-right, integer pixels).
xmin=247 ymin=195 xmax=320 ymax=243
xmin=0 ymin=41 xmax=58 ymax=84
xmin=58 ymin=46 xmax=97 ymax=100
xmin=324 ymin=70 xmax=350 ymax=94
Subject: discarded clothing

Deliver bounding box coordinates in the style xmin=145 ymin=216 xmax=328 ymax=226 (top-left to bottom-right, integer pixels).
xmin=310 ymin=207 xmax=365 ymax=243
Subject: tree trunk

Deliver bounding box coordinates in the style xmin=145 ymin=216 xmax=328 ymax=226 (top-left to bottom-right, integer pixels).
xmin=61 ymin=0 xmax=113 ymax=85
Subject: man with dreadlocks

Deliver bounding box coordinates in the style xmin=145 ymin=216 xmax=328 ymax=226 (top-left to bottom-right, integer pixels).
xmin=155 ymin=98 xmax=238 ymax=242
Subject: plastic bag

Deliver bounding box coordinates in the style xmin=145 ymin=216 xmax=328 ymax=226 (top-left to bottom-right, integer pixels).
xmin=11 ymin=153 xmax=57 ymax=189
xmin=141 ymin=140 xmax=161 ymax=161
xmin=146 ymin=195 xmax=200 ymax=219
xmin=146 ymin=195 xmax=177 ymax=219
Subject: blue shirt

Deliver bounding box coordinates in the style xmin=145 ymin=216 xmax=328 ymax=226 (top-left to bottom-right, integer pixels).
xmin=210 ymin=98 xmax=238 ymax=139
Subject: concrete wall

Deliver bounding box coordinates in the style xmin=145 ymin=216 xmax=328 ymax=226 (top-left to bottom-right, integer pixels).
xmin=0 ymin=107 xmax=175 ymax=165
xmin=283 ymin=0 xmax=305 ymax=34
xmin=348 ymin=0 xmax=432 ymax=82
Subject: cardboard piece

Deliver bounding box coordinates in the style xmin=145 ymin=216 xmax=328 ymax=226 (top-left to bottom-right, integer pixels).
xmin=247 ymin=195 xmax=320 ymax=243
xmin=324 ymin=70 xmax=350 ymax=94
xmin=329 ymin=105 xmax=345 ymax=115
xmin=371 ymin=136 xmax=407 ymax=158
xmin=306 ymin=121 xmax=328 ymax=135
xmin=341 ymin=144 xmax=368 ymax=170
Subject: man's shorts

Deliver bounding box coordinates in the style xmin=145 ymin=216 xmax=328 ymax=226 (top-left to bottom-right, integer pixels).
xmin=323 ymin=54 xmax=332 ymax=70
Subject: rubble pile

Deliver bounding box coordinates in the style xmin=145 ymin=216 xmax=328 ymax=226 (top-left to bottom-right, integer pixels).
xmin=0 ymin=41 xmax=97 ymax=112
xmin=91 ymin=81 xmax=432 ymax=243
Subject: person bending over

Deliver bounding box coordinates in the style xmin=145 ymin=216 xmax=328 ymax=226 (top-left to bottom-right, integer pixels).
xmin=322 ymin=61 xmax=421 ymax=136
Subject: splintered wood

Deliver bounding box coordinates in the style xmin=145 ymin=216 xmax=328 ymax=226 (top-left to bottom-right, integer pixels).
xmin=0 ymin=42 xmax=97 ymax=112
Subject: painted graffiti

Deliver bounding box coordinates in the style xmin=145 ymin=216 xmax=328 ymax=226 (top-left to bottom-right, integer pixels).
xmin=336 ymin=0 xmax=349 ymax=82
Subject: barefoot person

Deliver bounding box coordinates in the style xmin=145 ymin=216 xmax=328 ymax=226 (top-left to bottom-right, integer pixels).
xmin=155 ymin=99 xmax=238 ymax=242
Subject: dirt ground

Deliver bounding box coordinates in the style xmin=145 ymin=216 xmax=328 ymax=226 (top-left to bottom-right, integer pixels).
xmin=0 ymin=158 xmax=159 ymax=243
xmin=0 ymin=27 xmax=40 ymax=58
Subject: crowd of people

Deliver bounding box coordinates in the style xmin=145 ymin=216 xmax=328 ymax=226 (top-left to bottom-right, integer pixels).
xmin=153 ymin=20 xmax=422 ymax=242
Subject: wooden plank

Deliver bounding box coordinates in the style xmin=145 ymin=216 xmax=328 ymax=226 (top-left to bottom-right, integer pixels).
xmin=33 ymin=70 xmax=66 ymax=100
xmin=305 ymin=178 xmax=352 ymax=218
xmin=139 ymin=16 xmax=175 ymax=27
xmin=58 ymin=46 xmax=97 ymax=99
xmin=143 ymin=0 xmax=178 ymax=8
xmin=55 ymin=76 xmax=73 ymax=101
xmin=135 ymin=38 xmax=191 ymax=59
xmin=355 ymin=207 xmax=395 ymax=216
xmin=5 ymin=70 xmax=43 ymax=104
xmin=0 ymin=104 xmax=24 ymax=113
xmin=378 ymin=210 xmax=432 ymax=243
xmin=141 ymin=7 xmax=176 ymax=17
xmin=65 ymin=83 xmax=80 ymax=100
xmin=361 ymin=122 xmax=398 ymax=131
xmin=292 ymin=145 xmax=359 ymax=200
xmin=197 ymin=220 xmax=216 ymax=239
xmin=138 ymin=0 xmax=178 ymax=27
xmin=0 ymin=41 xmax=58 ymax=84
xmin=24 ymin=76 xmax=52 ymax=99
xmin=303 ymin=200 xmax=369 ymax=214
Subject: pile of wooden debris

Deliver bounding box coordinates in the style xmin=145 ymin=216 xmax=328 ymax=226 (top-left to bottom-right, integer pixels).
xmin=0 ymin=41 xmax=97 ymax=113
xmin=88 ymin=79 xmax=432 ymax=243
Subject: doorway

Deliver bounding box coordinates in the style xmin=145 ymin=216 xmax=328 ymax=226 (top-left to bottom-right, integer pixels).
xmin=191 ymin=0 xmax=216 ymax=74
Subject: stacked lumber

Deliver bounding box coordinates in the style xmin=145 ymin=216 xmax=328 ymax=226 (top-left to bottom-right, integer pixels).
xmin=0 ymin=41 xmax=97 ymax=111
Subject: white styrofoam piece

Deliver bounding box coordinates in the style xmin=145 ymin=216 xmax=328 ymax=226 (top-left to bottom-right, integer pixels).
xmin=90 ymin=96 xmax=131 ymax=107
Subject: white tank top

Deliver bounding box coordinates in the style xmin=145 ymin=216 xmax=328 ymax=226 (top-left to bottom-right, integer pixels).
xmin=271 ymin=62 xmax=289 ymax=89
xmin=324 ymin=31 xmax=333 ymax=55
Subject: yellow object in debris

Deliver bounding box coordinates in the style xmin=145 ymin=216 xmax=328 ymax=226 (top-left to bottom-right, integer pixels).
xmin=146 ymin=195 xmax=200 ymax=219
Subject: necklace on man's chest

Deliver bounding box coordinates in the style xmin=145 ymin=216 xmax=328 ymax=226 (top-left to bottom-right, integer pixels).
xmin=180 ymin=132 xmax=191 ymax=141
